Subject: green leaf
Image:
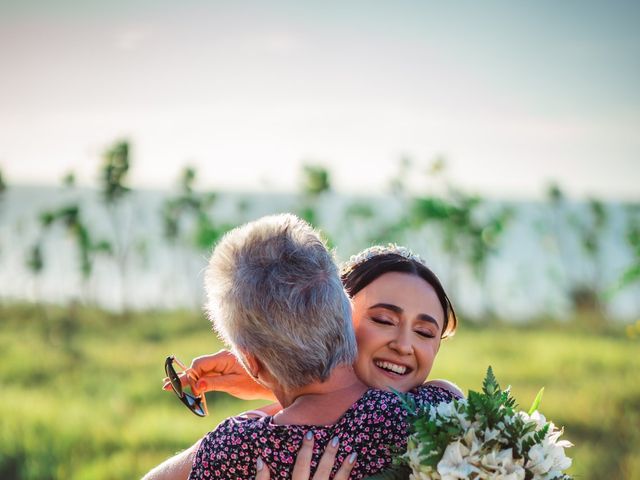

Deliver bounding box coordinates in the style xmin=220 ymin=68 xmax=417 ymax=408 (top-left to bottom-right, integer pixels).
xmin=390 ymin=387 xmax=417 ymax=415
xmin=528 ymin=387 xmax=545 ymax=415
xmin=482 ymin=366 xmax=500 ymax=397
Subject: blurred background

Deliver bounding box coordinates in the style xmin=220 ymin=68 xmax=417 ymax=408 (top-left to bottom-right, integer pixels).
xmin=1 ymin=1 xmax=639 ymax=479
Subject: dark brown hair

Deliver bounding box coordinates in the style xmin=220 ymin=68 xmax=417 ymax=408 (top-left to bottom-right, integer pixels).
xmin=341 ymin=253 xmax=457 ymax=338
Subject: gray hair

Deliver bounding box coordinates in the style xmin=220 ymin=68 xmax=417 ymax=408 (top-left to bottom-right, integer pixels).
xmin=204 ymin=213 xmax=356 ymax=390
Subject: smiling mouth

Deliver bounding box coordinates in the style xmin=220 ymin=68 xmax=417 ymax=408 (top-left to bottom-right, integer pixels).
xmin=374 ymin=360 xmax=411 ymax=376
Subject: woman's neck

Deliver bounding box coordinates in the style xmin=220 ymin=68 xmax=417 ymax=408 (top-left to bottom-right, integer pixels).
xmin=271 ymin=366 xmax=368 ymax=426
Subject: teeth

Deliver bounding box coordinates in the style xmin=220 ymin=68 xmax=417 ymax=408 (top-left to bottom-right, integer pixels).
xmin=375 ymin=361 xmax=407 ymax=375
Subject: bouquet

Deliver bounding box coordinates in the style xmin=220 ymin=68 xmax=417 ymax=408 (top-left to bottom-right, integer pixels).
xmin=373 ymin=367 xmax=573 ymax=480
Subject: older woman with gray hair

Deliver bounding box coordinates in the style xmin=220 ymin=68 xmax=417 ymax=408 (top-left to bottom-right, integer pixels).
xmin=144 ymin=213 xmax=454 ymax=480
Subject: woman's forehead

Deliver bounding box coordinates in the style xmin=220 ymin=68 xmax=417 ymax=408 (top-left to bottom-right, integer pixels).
xmin=360 ymin=271 xmax=432 ymax=292
xmin=355 ymin=272 xmax=443 ymax=313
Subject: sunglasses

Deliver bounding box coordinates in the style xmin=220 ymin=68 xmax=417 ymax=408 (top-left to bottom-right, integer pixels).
xmin=164 ymin=355 xmax=208 ymax=417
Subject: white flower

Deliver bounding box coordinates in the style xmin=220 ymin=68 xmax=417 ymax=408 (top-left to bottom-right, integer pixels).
xmin=450 ymin=400 xmax=474 ymax=429
xmin=526 ymin=436 xmax=572 ymax=478
xmin=437 ymin=441 xmax=481 ymax=479
xmin=405 ymin=438 xmax=440 ymax=479
xmin=462 ymin=428 xmax=483 ymax=457
xmin=481 ymin=448 xmax=526 ymax=480
xmin=529 ymin=410 xmax=547 ymax=429
xmin=483 ymin=427 xmax=501 ymax=443
xmin=436 ymin=401 xmax=456 ymax=418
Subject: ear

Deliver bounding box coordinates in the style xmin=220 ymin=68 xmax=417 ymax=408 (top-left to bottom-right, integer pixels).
xmin=238 ymin=350 xmax=262 ymax=379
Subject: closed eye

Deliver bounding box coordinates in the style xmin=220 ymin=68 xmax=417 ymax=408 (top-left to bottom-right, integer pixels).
xmin=415 ymin=330 xmax=435 ymax=338
xmin=371 ymin=317 xmax=394 ymax=326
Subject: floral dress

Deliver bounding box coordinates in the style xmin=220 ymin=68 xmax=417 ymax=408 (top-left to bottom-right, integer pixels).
xmin=188 ymin=385 xmax=455 ymax=479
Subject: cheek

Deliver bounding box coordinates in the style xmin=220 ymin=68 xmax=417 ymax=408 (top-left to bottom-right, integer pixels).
xmin=354 ymin=321 xmax=383 ymax=354
xmin=354 ymin=323 xmax=385 ymax=373
xmin=415 ymin=342 xmax=439 ymax=370
xmin=355 ymin=324 xmax=370 ymax=356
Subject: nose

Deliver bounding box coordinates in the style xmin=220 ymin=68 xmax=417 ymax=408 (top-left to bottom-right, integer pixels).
xmin=388 ymin=329 xmax=413 ymax=356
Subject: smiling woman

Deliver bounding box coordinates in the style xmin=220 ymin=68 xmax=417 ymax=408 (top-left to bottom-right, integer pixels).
xmin=341 ymin=245 xmax=458 ymax=394
xmin=350 ymin=272 xmax=445 ymax=392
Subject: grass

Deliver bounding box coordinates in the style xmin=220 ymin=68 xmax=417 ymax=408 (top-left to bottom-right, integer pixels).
xmin=0 ymin=303 xmax=638 ymax=479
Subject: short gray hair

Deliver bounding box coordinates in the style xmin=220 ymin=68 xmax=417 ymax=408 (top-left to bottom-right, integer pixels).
xmin=204 ymin=213 xmax=356 ymax=390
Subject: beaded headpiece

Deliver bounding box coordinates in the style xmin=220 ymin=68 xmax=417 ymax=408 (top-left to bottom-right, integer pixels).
xmin=343 ymin=243 xmax=426 ymax=272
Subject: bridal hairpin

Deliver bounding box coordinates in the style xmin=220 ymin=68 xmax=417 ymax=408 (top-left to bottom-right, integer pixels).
xmin=344 ymin=244 xmax=426 ymax=270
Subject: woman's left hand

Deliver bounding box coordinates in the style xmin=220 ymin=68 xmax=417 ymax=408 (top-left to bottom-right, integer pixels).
xmin=254 ymin=431 xmax=357 ymax=479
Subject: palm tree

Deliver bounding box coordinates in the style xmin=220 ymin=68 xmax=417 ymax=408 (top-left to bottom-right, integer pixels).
xmin=610 ymin=204 xmax=640 ymax=303
xmin=30 ymin=174 xmax=112 ymax=305
xmin=100 ymin=140 xmax=133 ymax=312
xmin=161 ymin=166 xmax=223 ymax=307
xmin=298 ymin=164 xmax=331 ymax=226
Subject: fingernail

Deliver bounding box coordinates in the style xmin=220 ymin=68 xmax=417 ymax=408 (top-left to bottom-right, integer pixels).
xmin=331 ymin=436 xmax=339 ymax=448
xmin=305 ymin=430 xmax=314 ymax=440
xmin=256 ymin=457 xmax=264 ymax=471
xmin=348 ymin=453 xmax=357 ymax=464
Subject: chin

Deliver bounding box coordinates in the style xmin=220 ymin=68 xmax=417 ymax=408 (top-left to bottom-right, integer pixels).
xmin=373 ymin=377 xmax=407 ymax=392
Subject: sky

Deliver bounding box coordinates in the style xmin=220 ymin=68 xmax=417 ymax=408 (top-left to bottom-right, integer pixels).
xmin=1 ymin=0 xmax=639 ymax=199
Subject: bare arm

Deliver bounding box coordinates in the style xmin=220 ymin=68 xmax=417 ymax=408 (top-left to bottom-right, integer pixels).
xmin=141 ymin=439 xmax=201 ymax=480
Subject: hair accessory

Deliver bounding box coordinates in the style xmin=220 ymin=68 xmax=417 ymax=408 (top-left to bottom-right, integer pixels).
xmin=343 ymin=243 xmax=426 ymax=271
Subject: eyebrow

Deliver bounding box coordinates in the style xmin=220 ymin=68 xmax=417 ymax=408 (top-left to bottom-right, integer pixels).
xmin=368 ymin=302 xmax=440 ymax=329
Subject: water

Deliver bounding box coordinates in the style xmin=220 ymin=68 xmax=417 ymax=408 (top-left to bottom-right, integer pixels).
xmin=0 ymin=185 xmax=637 ymax=320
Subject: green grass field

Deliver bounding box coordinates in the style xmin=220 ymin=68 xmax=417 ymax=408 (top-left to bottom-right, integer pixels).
xmin=1 ymin=303 xmax=638 ymax=479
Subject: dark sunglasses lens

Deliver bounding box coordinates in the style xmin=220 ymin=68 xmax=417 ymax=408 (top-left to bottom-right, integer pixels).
xmin=184 ymin=393 xmax=206 ymax=417
xmin=165 ymin=358 xmax=183 ymax=396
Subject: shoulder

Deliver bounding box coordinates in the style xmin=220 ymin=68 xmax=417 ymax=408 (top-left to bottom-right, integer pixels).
xmin=423 ymin=379 xmax=464 ymax=399
xmin=200 ymin=414 xmax=266 ymax=449
xmin=350 ymin=388 xmax=414 ymax=423
xmin=190 ymin=415 xmax=267 ymax=478
xmin=410 ymin=382 xmax=461 ymax=404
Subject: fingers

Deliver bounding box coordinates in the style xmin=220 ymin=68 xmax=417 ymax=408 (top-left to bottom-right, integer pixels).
xmin=162 ymin=371 xmax=200 ymax=393
xmin=311 ymin=436 xmax=340 ymax=480
xmin=162 ymin=350 xmax=233 ymax=394
xmin=290 ymin=432 xmax=357 ymax=480
xmin=190 ymin=349 xmax=238 ymax=377
xmin=162 ymin=350 xmax=277 ymax=400
xmin=291 ymin=431 xmax=315 ymax=480
xmin=334 ymin=452 xmax=357 ymax=480
xmin=189 ymin=374 xmax=221 ymax=396
xmin=254 ymin=457 xmax=270 ymax=480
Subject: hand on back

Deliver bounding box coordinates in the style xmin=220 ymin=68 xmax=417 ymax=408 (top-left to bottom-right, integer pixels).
xmin=254 ymin=431 xmax=357 ymax=480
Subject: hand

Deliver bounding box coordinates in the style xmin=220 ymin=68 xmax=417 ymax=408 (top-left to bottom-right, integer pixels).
xmin=163 ymin=349 xmax=276 ymax=400
xmin=254 ymin=431 xmax=357 ymax=480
